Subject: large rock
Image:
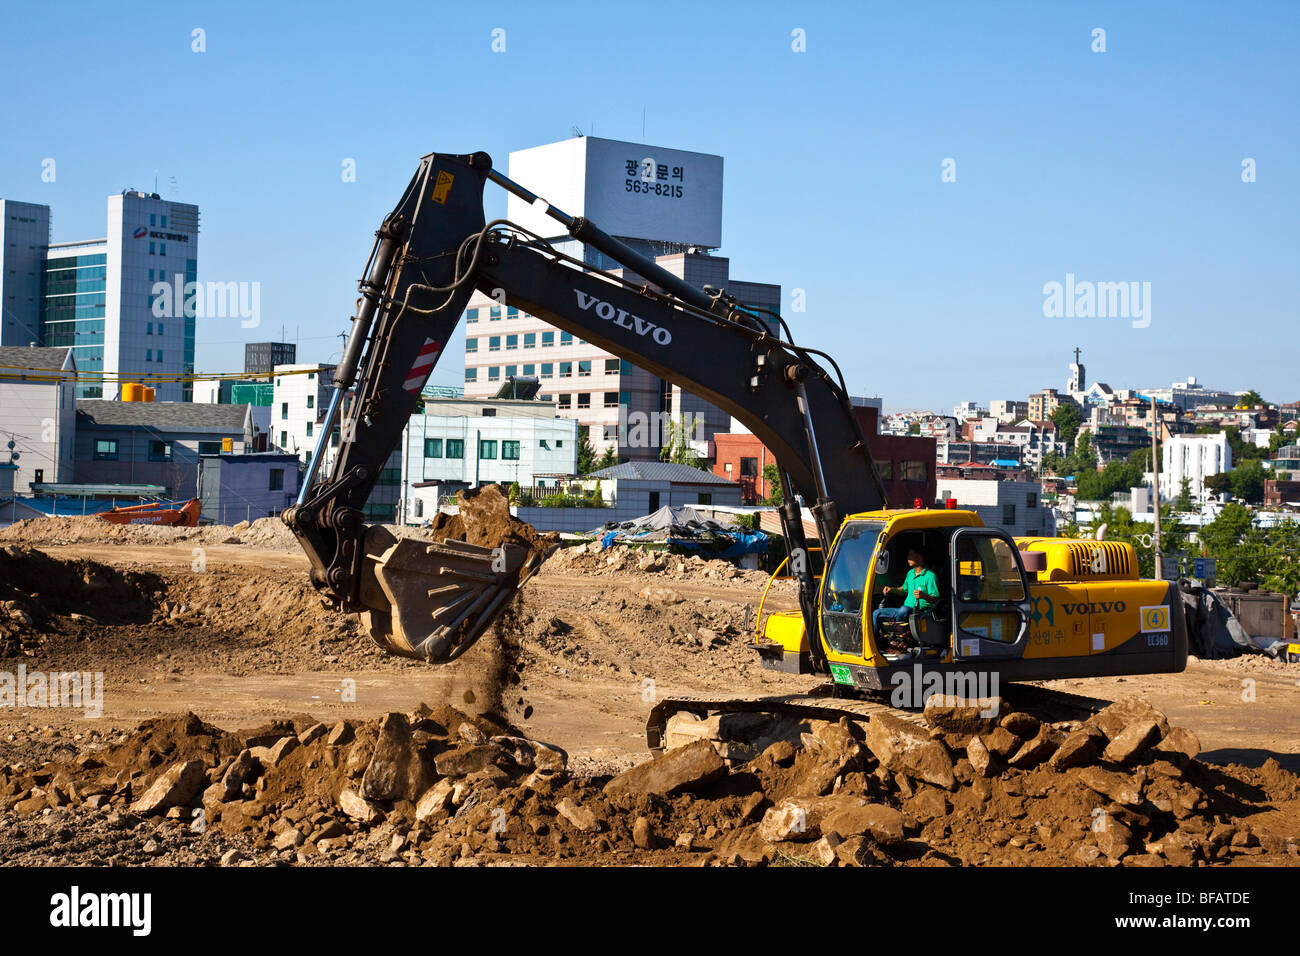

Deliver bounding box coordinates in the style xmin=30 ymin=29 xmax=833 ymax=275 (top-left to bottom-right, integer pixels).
xmin=1008 ymin=729 xmax=1061 ymax=770
xmin=984 ymin=726 xmax=1020 ymax=759
xmin=1094 ymin=816 xmax=1134 ymax=860
xmin=362 ymin=713 xmax=434 ymax=800
xmin=214 ymin=749 xmax=259 ymax=802
xmin=923 ymin=695 xmax=1002 ymax=735
xmin=490 ymin=735 xmax=567 ymax=775
xmin=130 ymin=760 xmax=207 ymax=815
xmin=1000 ymin=712 xmax=1040 ymax=738
xmin=603 ymin=740 xmax=727 ymax=798
xmin=434 ymin=745 xmax=500 ymax=779
xmin=1049 ymin=728 xmax=1103 ymax=771
xmin=415 ymin=779 xmax=455 ymax=821
xmin=966 ymin=735 xmax=995 ymax=777
xmin=865 ymin=713 xmax=956 ymax=790
xmin=555 ymin=797 xmax=599 ymax=832
xmin=1087 ymin=697 xmax=1170 ymax=741
xmin=1076 ymin=766 xmax=1145 ymax=807
xmin=758 ymin=795 xmax=904 ymax=846
xmin=1103 ymin=718 xmax=1162 ymax=766
xmin=338 ymin=787 xmax=380 ymax=824
xmin=1155 ymin=726 xmax=1201 ymax=760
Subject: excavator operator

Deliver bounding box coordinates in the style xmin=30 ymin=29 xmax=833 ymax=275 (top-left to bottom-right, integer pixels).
xmin=872 ymin=547 xmax=940 ymax=633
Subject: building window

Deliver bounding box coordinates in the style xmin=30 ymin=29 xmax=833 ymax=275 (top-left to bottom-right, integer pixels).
xmin=559 ymin=362 xmax=572 ymax=378
xmin=150 ymin=214 xmax=156 ymax=226
xmin=523 ymin=333 xmax=535 ymax=348
xmin=149 ymin=242 xmax=155 ymax=254
xmin=479 ymin=439 xmax=498 ymax=460
xmin=466 ymin=338 xmax=477 ymax=353
xmin=556 ymin=394 xmax=571 ymax=408
xmin=604 ymin=359 xmax=620 ymax=374
xmin=145 ymin=349 xmax=152 ymax=362
xmin=740 ymin=457 xmax=758 ymax=477
xmin=414 ymin=499 xmax=424 ymax=518
xmin=506 ymin=306 xmax=519 ymax=318
xmin=94 ymin=439 xmax=119 ymax=461
xmin=875 ymin=461 xmax=894 ymax=481
xmin=505 ymin=365 xmax=517 ymax=377
xmin=148 ymin=440 xmax=172 ymax=462
xmin=488 ymin=366 xmax=500 ymax=381
xmin=1026 ymin=492 xmax=1038 ymax=509
xmin=445 ymin=438 xmax=465 ymax=459
xmin=306 ymin=422 xmax=313 ymax=437
xmin=502 ymin=440 xmax=520 ymax=460
xmin=306 ymin=394 xmax=314 ymax=409
xmin=465 ymin=368 xmax=477 ymax=382
xmin=576 ymin=393 xmax=591 ymax=409
xmin=556 ymin=440 xmax=564 ymax=448
xmin=560 ymin=331 xmax=573 ymax=346
xmin=902 ymin=460 xmax=928 ymax=481
xmin=198 ymin=441 xmax=221 ymax=455
xmin=523 ymin=364 xmax=535 ymax=376
xmin=697 ymin=493 xmax=712 ymax=505
xmin=489 ymin=336 xmax=501 ymax=351
xmin=465 ymin=308 xmax=478 ymax=323
xmin=604 ymin=391 xmax=619 ymax=408
xmin=161 ymin=215 xmax=166 ymax=227
xmin=506 ymin=335 xmax=518 ymax=350
xmin=578 ymin=360 xmax=592 ymax=377
xmin=424 ymin=438 xmax=443 ymax=458
xmin=147 ymin=321 xmax=153 ymax=335
xmin=1002 ymin=503 xmax=1016 ymax=525
xmin=281 ymin=402 xmax=288 ymax=420
xmin=281 ymin=430 xmax=288 ymax=448
xmin=269 ymin=469 xmax=284 ymax=491
xmin=541 ymin=363 xmax=553 ymax=378
xmin=482 ymin=408 xmax=497 ymax=417
xmin=489 ymin=306 xmax=501 ymax=321
xmin=541 ymin=331 xmax=555 ymax=347
xmin=160 ymin=243 xmax=166 ymax=256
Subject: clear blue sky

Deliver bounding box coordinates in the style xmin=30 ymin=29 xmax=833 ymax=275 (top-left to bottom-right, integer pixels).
xmin=2 ymin=0 xmax=1296 ymax=410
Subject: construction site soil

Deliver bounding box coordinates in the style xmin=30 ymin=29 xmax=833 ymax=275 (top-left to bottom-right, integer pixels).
xmin=0 ymin=514 xmax=1298 ymax=867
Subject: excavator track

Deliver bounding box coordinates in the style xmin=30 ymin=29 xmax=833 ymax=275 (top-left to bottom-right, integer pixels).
xmin=645 ymin=682 xmax=1107 ymax=754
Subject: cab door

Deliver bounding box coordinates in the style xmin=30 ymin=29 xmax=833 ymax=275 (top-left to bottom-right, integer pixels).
xmin=950 ymin=527 xmax=1033 ymax=661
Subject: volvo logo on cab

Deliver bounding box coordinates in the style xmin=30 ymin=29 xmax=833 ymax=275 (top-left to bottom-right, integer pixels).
xmin=574 ymin=291 xmax=672 ymax=345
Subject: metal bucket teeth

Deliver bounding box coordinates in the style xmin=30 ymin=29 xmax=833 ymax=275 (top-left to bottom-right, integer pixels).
xmin=358 ymin=526 xmax=547 ymax=663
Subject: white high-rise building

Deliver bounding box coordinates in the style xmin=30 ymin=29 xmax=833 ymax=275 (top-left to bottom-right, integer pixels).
xmin=462 ymin=136 xmax=779 ymax=459
xmin=3 ymin=191 xmax=201 ymax=401
xmin=1161 ymin=431 xmax=1232 ymax=500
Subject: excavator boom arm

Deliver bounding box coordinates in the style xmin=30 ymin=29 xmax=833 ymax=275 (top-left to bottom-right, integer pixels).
xmin=284 ymin=150 xmax=886 ymax=668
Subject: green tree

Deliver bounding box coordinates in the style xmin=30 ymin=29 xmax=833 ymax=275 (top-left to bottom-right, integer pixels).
xmin=594 ymin=447 xmax=618 ymax=472
xmin=1238 ymin=389 xmax=1266 ymax=407
xmin=761 ymin=463 xmax=784 ymax=505
xmin=1051 ymin=402 xmax=1083 ymax=447
xmin=576 ymin=425 xmax=598 ymax=475
xmin=1228 ymin=459 xmax=1268 ymax=504
xmin=1173 ymin=478 xmax=1193 ymax=512
xmin=660 ymin=417 xmax=708 ymax=470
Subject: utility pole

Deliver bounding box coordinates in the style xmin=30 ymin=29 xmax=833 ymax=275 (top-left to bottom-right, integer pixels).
xmin=1151 ymin=395 xmax=1162 ymax=580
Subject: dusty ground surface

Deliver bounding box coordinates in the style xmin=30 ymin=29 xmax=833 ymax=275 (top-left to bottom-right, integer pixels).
xmin=0 ymin=514 xmax=1297 ymax=867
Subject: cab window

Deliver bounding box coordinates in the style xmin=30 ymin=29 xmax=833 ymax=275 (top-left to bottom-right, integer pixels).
xmin=954 ymin=534 xmax=1026 ymax=603
xmin=820 ymin=521 xmax=883 ymax=654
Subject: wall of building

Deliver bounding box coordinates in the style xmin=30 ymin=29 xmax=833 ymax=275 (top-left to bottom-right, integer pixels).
xmin=74 ymin=424 xmax=245 ymax=499
xmin=197 ymin=453 xmax=301 ymax=523
xmin=1161 ymin=432 xmax=1231 ymax=499
xmin=932 ymin=478 xmax=1055 ymax=537
xmin=0 ymin=201 xmax=50 ymax=348
xmin=0 ymin=349 xmax=77 ymax=490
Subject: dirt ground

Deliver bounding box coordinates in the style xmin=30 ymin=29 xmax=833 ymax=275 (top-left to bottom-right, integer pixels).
xmin=0 ymin=515 xmax=1297 ymax=867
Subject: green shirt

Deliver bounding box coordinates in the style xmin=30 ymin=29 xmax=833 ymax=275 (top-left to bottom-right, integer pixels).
xmin=903 ymin=567 xmax=939 ymax=610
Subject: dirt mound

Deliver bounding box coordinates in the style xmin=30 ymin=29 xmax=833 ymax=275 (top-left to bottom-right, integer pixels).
xmin=544 ymin=541 xmax=776 ymax=587
xmin=0 ymin=546 xmax=162 ymax=658
xmin=0 ymin=515 xmax=301 ymax=551
xmin=4 ymin=695 xmax=1293 ymax=867
xmin=455 ymin=484 xmax=558 ymax=563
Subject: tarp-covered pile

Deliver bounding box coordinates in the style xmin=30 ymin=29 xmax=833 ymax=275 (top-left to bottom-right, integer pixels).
xmin=592 ymin=505 xmax=768 ymax=560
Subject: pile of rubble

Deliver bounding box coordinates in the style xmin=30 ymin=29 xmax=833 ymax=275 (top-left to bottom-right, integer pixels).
xmin=1 ymin=694 xmax=1295 ymax=866
xmin=544 ymin=542 xmax=777 ymax=587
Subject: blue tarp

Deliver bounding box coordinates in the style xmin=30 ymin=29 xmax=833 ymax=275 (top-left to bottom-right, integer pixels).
xmin=667 ymin=531 xmax=769 ymax=560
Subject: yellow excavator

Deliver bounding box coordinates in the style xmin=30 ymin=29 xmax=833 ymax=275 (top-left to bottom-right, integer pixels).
xmin=282 ymin=151 xmax=1187 ymax=744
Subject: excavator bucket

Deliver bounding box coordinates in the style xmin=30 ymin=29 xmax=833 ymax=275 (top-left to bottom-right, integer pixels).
xmin=358 ymin=525 xmax=551 ymax=663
